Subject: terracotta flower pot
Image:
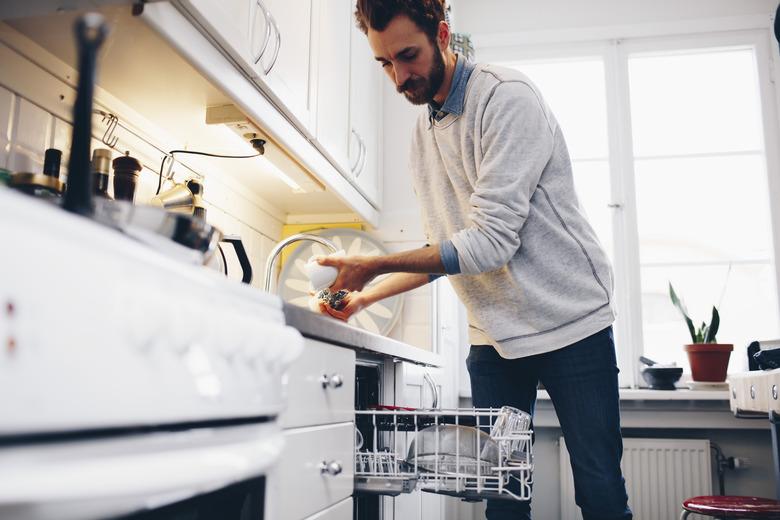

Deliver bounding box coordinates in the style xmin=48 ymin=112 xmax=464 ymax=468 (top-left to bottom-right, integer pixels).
xmin=684 ymin=343 xmax=733 ymax=382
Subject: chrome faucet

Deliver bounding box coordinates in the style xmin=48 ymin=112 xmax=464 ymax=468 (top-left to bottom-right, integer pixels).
xmin=264 ymin=233 xmax=338 ymax=293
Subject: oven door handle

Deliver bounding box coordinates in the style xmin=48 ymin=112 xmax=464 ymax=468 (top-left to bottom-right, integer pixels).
xmin=0 ymin=424 xmax=284 ymax=516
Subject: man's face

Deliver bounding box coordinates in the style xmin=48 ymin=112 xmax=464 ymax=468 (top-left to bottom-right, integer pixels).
xmin=367 ymin=15 xmax=445 ymax=105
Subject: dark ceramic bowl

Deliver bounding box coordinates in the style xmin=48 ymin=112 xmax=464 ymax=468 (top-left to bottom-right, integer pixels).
xmin=641 ymin=366 xmax=683 ymax=390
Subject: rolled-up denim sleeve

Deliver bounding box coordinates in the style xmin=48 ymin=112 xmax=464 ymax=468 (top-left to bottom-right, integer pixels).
xmin=425 ymin=241 xmax=461 ymax=282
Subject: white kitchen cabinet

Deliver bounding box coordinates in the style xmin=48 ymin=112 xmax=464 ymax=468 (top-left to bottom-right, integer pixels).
xmin=304 ymin=497 xmax=353 ymax=520
xmin=178 ymin=0 xmax=253 ymax=70
xmin=281 ymin=338 xmax=356 ymax=429
xmin=392 ymin=363 xmax=446 ymax=520
xmin=312 ymin=0 xmax=352 ymax=173
xmin=253 ymin=0 xmax=317 ymax=130
xmin=348 ymin=6 xmax=383 ymax=207
xmin=179 ymin=0 xmax=317 ymax=131
xmin=266 ymin=422 xmax=354 ymax=520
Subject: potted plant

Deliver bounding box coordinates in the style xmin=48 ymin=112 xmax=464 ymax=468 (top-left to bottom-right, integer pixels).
xmin=669 ymin=283 xmax=733 ymax=382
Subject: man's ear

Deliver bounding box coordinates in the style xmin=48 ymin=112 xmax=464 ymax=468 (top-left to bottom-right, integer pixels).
xmin=437 ymin=20 xmax=451 ymax=52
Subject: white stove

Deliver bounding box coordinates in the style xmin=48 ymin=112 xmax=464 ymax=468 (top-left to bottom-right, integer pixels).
xmin=0 ymin=187 xmax=302 ymax=519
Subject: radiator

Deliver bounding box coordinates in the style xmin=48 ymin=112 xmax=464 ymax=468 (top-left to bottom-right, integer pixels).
xmin=560 ymin=437 xmax=712 ymax=520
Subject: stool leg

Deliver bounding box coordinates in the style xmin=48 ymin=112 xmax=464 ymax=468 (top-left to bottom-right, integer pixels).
xmin=680 ymin=510 xmax=691 ymax=520
xmin=772 ymin=411 xmax=780 ymax=500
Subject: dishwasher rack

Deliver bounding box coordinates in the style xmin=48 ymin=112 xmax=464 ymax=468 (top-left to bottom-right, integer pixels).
xmin=354 ymin=408 xmax=533 ymax=502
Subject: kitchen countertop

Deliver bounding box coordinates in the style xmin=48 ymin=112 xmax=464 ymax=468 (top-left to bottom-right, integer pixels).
xmin=538 ymin=388 xmax=731 ymax=401
xmin=283 ymin=303 xmax=443 ymax=367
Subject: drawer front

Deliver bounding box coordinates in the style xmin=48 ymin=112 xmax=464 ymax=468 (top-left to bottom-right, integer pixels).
xmin=304 ymin=497 xmax=353 ymax=520
xmin=768 ymin=370 xmax=780 ymax=413
xmin=730 ymin=371 xmax=773 ymax=413
xmin=282 ymin=338 xmax=355 ymax=428
xmin=269 ymin=423 xmax=354 ymax=520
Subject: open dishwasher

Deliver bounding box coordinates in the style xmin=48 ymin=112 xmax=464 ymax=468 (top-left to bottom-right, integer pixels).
xmin=354 ymin=406 xmax=534 ymax=502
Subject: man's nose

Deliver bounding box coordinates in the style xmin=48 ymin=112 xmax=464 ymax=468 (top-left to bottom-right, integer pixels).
xmin=394 ymin=65 xmax=411 ymax=89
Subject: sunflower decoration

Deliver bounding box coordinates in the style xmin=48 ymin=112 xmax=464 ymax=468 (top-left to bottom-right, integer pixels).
xmin=278 ymin=228 xmax=404 ymax=335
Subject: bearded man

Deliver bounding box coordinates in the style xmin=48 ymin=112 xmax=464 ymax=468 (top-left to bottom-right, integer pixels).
xmin=318 ymin=2 xmax=632 ymax=519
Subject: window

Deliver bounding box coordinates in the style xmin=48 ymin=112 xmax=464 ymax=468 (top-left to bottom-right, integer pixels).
xmin=506 ymin=58 xmax=614 ymax=259
xmin=628 ymin=48 xmax=778 ymax=371
xmin=499 ymin=34 xmax=780 ymax=386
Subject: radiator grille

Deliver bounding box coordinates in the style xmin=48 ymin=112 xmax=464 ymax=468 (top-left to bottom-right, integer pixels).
xmin=560 ymin=437 xmax=712 ymax=520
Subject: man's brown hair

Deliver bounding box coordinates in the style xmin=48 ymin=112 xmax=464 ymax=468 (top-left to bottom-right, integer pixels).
xmin=355 ymin=0 xmax=447 ymax=43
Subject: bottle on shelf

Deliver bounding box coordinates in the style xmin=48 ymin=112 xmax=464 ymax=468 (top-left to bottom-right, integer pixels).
xmin=91 ymin=148 xmax=113 ymax=199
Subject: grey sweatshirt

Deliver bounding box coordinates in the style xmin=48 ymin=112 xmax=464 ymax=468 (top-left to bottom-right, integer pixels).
xmin=410 ymin=63 xmax=615 ymax=358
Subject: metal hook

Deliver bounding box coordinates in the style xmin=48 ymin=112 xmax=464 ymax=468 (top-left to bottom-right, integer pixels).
xmin=94 ymin=109 xmax=119 ymax=148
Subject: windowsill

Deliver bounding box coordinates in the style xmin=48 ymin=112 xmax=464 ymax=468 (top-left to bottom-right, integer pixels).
xmin=537 ymin=388 xmax=731 ymax=401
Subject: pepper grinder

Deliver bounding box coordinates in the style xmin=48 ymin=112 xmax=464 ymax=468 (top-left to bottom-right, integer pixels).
xmin=112 ymin=151 xmax=141 ymax=202
xmin=90 ymin=148 xmax=113 ymax=199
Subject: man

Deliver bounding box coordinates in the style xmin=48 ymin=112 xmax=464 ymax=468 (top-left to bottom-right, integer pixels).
xmin=318 ymin=1 xmax=632 ymax=519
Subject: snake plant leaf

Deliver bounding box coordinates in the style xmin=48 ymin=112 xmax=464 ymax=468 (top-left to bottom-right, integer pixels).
xmin=704 ymin=307 xmax=720 ymax=343
xmin=669 ymin=283 xmax=697 ymax=343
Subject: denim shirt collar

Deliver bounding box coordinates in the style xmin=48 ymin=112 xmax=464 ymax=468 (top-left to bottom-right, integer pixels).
xmin=428 ymin=55 xmax=475 ymax=122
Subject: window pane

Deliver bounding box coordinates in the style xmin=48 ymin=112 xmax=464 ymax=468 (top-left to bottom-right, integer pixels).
xmin=507 ymin=58 xmax=609 ymax=159
xmin=641 ymin=262 xmax=778 ymax=372
xmin=635 ymin=155 xmax=773 ymax=263
xmin=631 ymin=46 xmax=779 ymax=376
xmin=629 ymin=48 xmax=764 ymax=157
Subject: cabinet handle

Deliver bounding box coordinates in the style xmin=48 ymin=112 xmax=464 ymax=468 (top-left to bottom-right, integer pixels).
xmin=319 ymin=460 xmax=343 ymax=476
xmin=349 ymin=129 xmax=363 ymax=175
xmin=424 ymin=372 xmax=439 ymax=409
xmin=350 ymin=129 xmax=367 ymax=179
xmin=319 ymin=373 xmax=344 ymax=389
xmin=262 ymin=9 xmax=281 ymax=75
xmin=355 ymin=132 xmax=367 ymax=179
xmin=252 ymin=0 xmax=272 ymax=65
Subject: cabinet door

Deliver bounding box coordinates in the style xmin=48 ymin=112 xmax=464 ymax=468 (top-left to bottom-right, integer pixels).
xmin=180 ymin=0 xmax=252 ymax=68
xmin=433 ymin=278 xmax=466 ymax=408
xmin=266 ymin=423 xmax=354 ymax=520
xmin=313 ymin=0 xmax=352 ymax=173
xmin=348 ymin=8 xmax=383 ymax=207
xmin=394 ymin=364 xmax=445 ymax=520
xmin=281 ymin=338 xmax=356 ymax=429
xmin=253 ymin=0 xmax=316 ymax=130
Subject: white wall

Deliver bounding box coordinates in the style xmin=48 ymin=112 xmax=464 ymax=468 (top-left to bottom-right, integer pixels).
xmin=376 ymin=73 xmax=437 ymax=350
xmin=450 ymin=0 xmax=778 ymax=38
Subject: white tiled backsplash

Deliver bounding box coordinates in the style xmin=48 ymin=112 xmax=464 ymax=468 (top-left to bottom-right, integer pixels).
xmin=2 ymin=84 xmax=432 ymax=349
xmin=0 ymin=85 xmax=281 ymax=292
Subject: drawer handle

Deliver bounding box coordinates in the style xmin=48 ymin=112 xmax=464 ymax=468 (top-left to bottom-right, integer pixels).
xmin=319 ymin=460 xmax=343 ymax=476
xmin=750 ymin=385 xmax=756 ymax=399
xmin=773 ymin=385 xmax=778 ymax=401
xmin=319 ymin=373 xmax=344 ymax=389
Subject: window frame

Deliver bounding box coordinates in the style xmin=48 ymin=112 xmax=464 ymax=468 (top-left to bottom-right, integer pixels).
xmin=480 ymin=28 xmax=780 ymax=387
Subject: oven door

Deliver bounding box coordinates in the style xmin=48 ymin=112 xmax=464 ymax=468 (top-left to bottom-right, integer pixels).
xmin=0 ymin=421 xmax=283 ymax=520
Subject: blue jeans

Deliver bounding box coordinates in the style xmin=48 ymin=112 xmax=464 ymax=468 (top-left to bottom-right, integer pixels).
xmin=466 ymin=327 xmax=632 ymax=520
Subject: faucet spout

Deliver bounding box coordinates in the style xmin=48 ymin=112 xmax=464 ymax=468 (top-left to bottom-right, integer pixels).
xmin=264 ymin=233 xmax=338 ymax=293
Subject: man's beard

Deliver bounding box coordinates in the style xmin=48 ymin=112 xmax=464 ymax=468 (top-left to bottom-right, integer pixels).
xmin=397 ymin=45 xmax=446 ymax=105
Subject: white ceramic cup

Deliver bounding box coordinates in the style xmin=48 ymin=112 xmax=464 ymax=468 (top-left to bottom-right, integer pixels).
xmin=304 ymin=249 xmax=345 ymax=291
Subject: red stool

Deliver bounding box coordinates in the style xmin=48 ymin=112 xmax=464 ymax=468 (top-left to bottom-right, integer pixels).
xmin=681 ymin=496 xmax=780 ymax=519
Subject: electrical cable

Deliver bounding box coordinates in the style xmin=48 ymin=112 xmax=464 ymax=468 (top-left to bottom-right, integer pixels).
xmin=155 ymin=148 xmax=263 ymax=195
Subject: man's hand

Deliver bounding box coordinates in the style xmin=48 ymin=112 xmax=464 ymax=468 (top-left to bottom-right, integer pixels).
xmin=319 ymin=291 xmax=365 ymax=322
xmin=316 ymin=255 xmax=378 ymax=292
